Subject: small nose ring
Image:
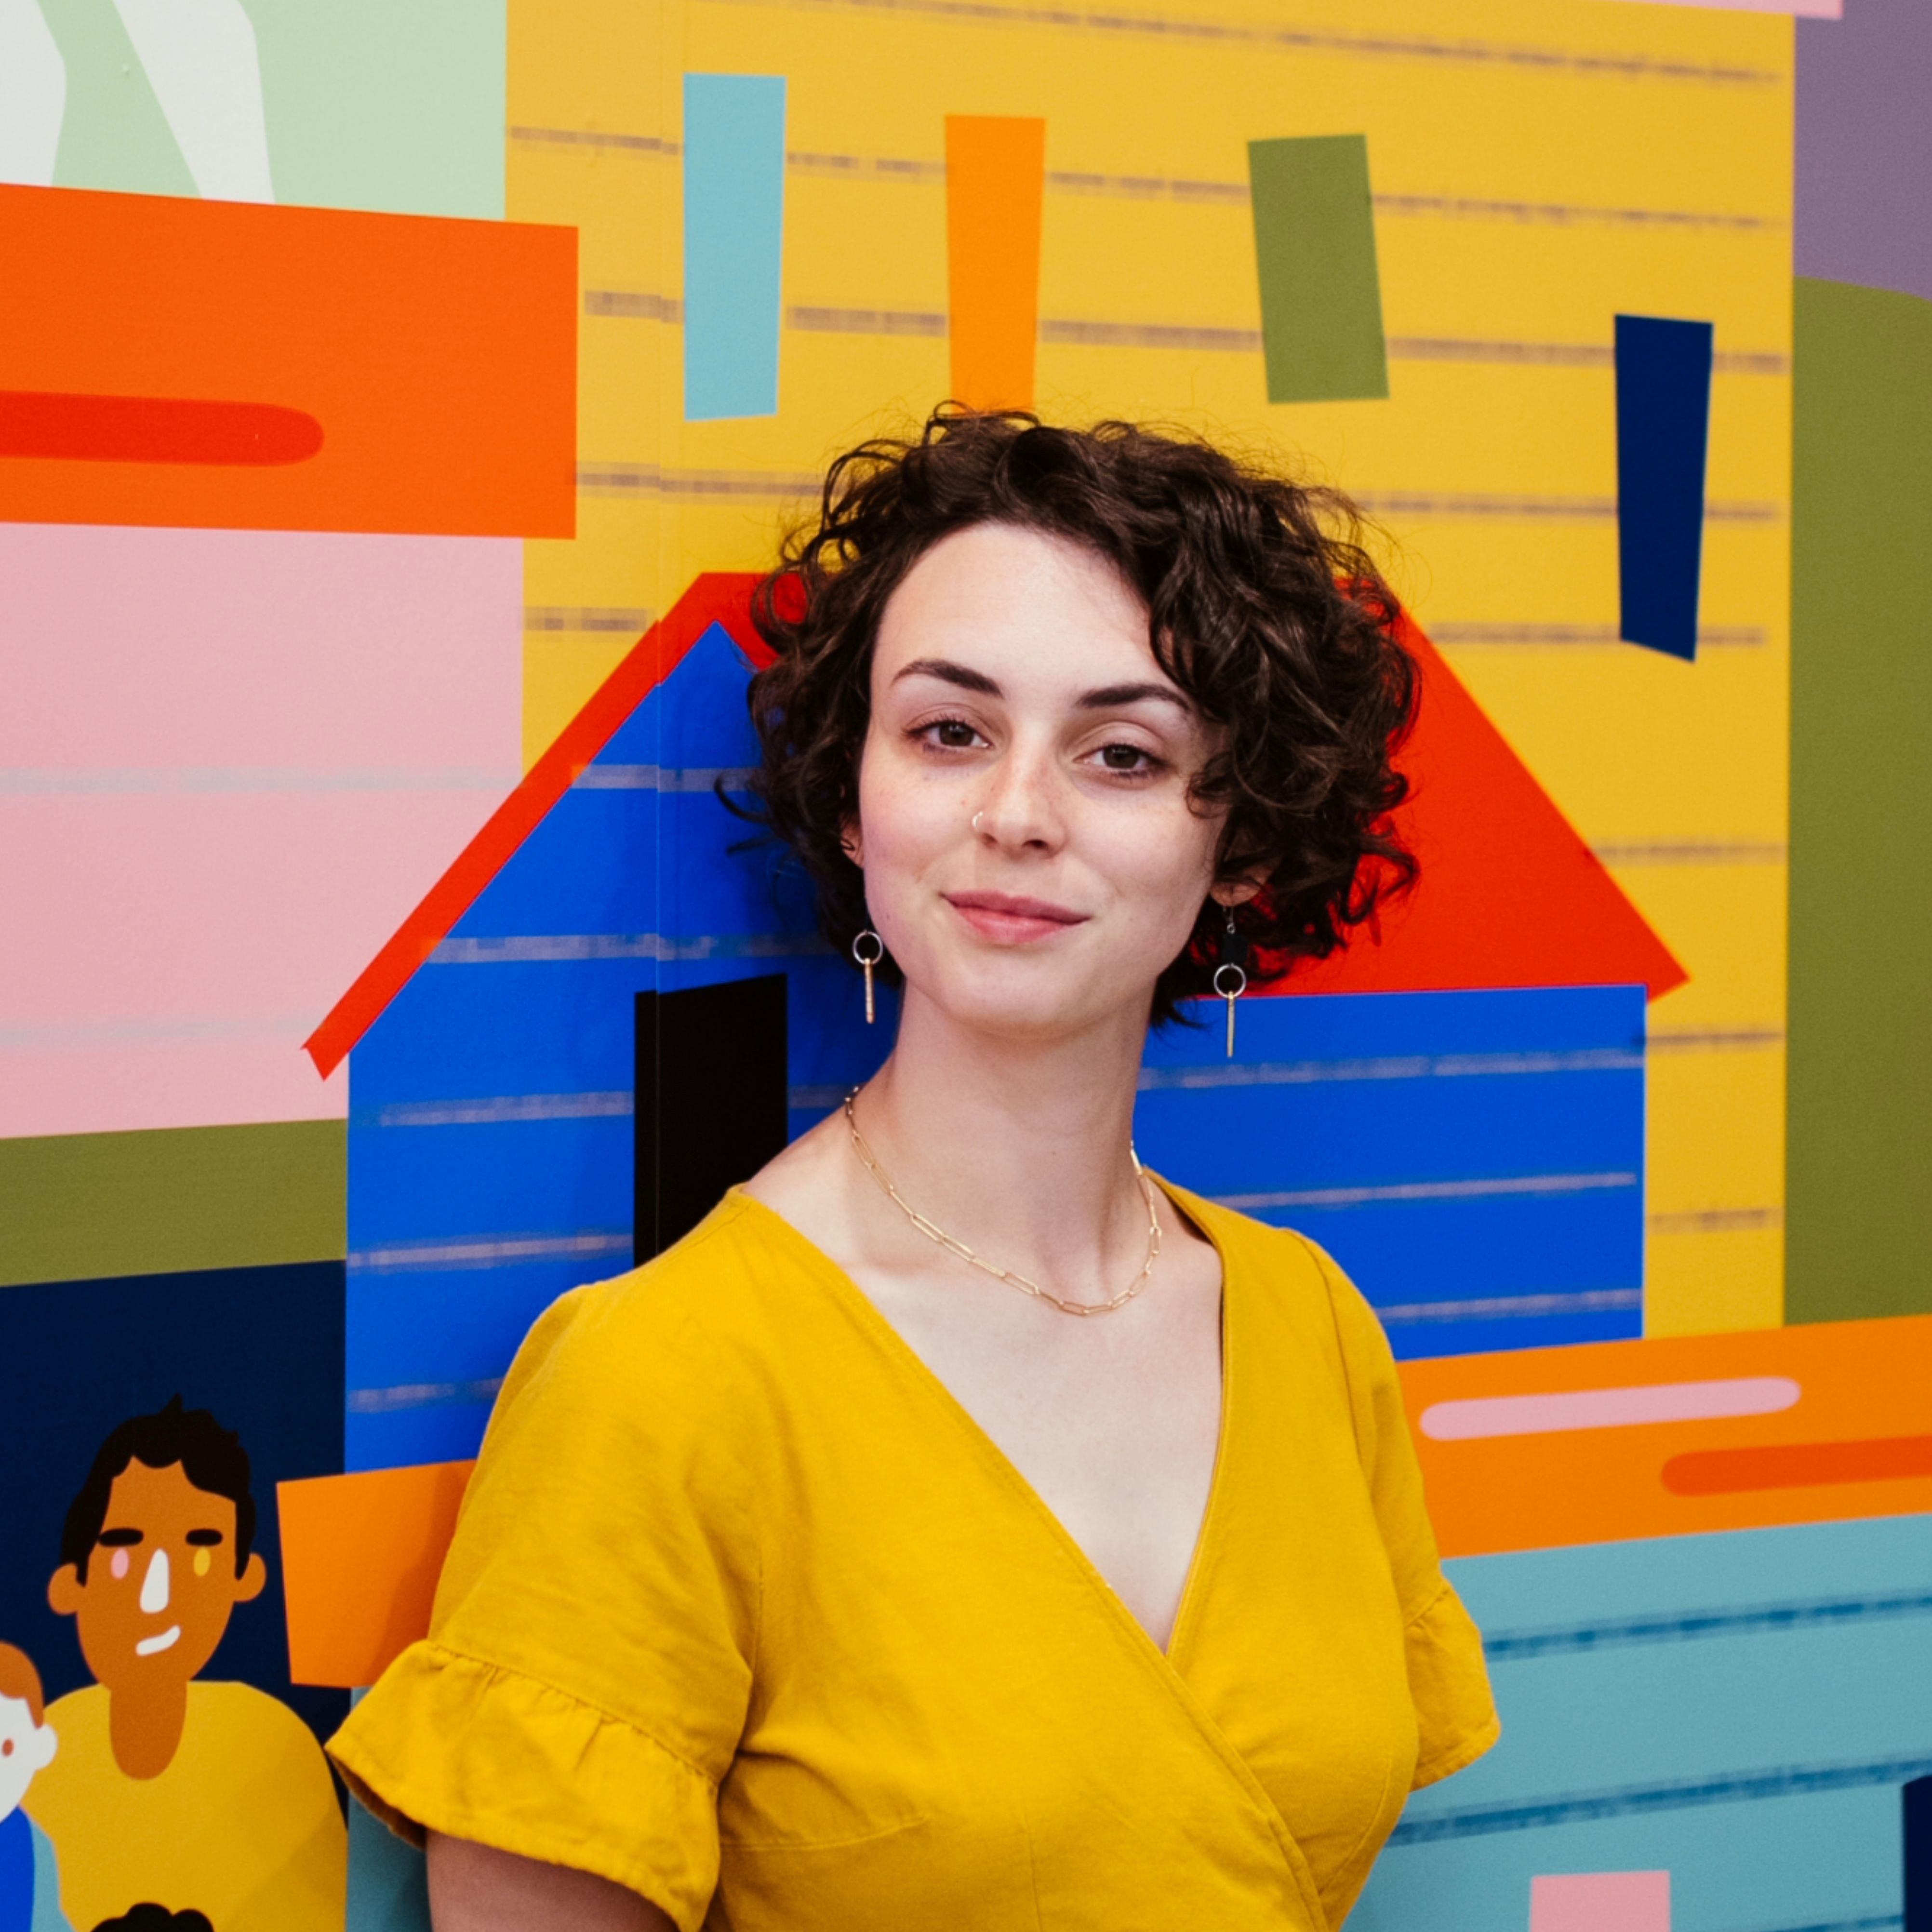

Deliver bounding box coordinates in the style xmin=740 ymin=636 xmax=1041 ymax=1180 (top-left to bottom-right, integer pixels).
xmin=972 ymin=810 xmax=987 ymax=835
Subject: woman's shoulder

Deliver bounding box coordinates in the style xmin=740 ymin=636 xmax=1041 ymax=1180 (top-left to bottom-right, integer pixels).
xmin=487 ymin=1190 xmax=837 ymax=1430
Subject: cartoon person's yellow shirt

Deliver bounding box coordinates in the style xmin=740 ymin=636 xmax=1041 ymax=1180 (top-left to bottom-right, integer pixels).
xmin=25 ymin=1679 xmax=346 ymax=1932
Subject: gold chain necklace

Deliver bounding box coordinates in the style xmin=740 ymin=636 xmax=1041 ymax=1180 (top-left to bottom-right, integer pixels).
xmin=842 ymin=1093 xmax=1162 ymax=1318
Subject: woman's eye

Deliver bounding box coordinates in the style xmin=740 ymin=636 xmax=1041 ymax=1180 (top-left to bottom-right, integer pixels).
xmin=1096 ymin=743 xmax=1159 ymax=773
xmin=918 ymin=718 xmax=984 ymax=750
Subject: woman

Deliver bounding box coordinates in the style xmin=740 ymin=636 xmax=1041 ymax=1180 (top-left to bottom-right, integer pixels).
xmin=329 ymin=413 xmax=1499 ymax=1930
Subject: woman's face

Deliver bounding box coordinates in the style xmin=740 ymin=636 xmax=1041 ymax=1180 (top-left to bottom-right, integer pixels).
xmin=852 ymin=522 xmax=1230 ymax=1041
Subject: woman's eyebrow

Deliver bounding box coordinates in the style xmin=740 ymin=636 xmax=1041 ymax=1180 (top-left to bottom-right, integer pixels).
xmin=891 ymin=657 xmax=1003 ymax=696
xmin=1078 ymin=681 xmax=1191 ymax=712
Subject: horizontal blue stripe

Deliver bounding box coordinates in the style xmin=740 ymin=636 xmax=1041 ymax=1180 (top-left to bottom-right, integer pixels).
xmin=348 ymin=1230 xmax=630 ymax=1273
xmin=571 ymin=765 xmax=756 ymax=791
xmin=348 ymin=1401 xmax=494 ymax=1473
xmin=1742 ymin=1918 xmax=1900 ymax=1932
xmin=1137 ymin=1046 xmax=1641 ymax=1089
xmin=1390 ymin=1753 xmax=1932 ymax=1843
xmin=1377 ymin=1286 xmax=1640 ymax=1327
xmin=1216 ymin=1171 xmax=1635 ymax=1211
xmin=347 ymin=1376 xmax=504 ymax=1415
xmin=430 ymin=932 xmax=829 ymax=964
xmin=1260 ymin=1190 xmax=1642 ymax=1300
xmin=1484 ymin=1589 xmax=1932 ymax=1661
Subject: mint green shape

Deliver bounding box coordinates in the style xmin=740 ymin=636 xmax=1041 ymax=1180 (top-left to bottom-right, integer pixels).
xmin=1247 ymin=134 xmax=1389 ymax=405
xmin=40 ymin=0 xmax=198 ymax=198
xmin=1786 ymin=277 xmax=1932 ymax=1322
xmin=36 ymin=0 xmax=503 ymax=219
xmin=247 ymin=0 xmax=505 ymax=219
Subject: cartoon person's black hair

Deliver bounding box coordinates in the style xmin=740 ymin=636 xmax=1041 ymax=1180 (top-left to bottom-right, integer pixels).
xmin=92 ymin=1909 xmax=216 ymax=1932
xmin=59 ymin=1396 xmax=255 ymax=1583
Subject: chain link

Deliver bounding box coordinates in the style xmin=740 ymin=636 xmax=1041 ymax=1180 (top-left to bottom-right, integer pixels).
xmin=843 ymin=1093 xmax=1161 ymax=1318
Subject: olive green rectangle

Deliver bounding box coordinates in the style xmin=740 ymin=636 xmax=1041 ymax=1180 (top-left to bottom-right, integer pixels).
xmin=0 ymin=1120 xmax=346 ymax=1289
xmin=1786 ymin=277 xmax=1932 ymax=1322
xmin=1247 ymin=134 xmax=1389 ymax=405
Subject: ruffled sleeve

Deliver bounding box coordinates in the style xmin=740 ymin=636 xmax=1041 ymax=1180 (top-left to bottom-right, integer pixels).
xmin=1312 ymin=1240 xmax=1501 ymax=1789
xmin=328 ymin=1237 xmax=762 ymax=1930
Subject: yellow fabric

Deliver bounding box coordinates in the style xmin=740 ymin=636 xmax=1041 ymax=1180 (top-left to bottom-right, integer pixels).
xmin=331 ymin=1185 xmax=1497 ymax=1931
xmin=26 ymin=1680 xmax=347 ymax=1932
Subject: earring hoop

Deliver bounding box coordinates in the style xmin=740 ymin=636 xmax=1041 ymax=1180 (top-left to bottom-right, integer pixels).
xmin=852 ymin=929 xmax=885 ymax=1025
xmin=1212 ymin=906 xmax=1247 ymax=1059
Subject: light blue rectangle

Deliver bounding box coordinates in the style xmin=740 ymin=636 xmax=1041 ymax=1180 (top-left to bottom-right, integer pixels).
xmin=1352 ymin=1515 xmax=1932 ymax=1932
xmin=683 ymin=74 xmax=786 ymax=420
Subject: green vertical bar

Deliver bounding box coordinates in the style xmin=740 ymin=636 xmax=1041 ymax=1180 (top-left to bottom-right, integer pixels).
xmin=1247 ymin=134 xmax=1389 ymax=405
xmin=1786 ymin=278 xmax=1932 ymax=1322
xmin=0 ymin=1120 xmax=346 ymax=1289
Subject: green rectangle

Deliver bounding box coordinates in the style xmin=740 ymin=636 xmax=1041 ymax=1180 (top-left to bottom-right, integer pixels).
xmin=1247 ymin=134 xmax=1388 ymax=405
xmin=1786 ymin=278 xmax=1932 ymax=1322
xmin=0 ymin=1119 xmax=346 ymax=1289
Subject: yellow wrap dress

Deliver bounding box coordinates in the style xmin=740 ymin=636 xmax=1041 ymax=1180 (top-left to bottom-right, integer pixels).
xmin=330 ymin=1181 xmax=1498 ymax=1930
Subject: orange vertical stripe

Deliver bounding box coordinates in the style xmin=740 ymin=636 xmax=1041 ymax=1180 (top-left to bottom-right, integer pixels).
xmin=945 ymin=117 xmax=1046 ymax=412
xmin=278 ymin=1461 xmax=474 ymax=1687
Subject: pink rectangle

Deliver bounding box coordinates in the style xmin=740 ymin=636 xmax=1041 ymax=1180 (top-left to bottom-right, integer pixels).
xmin=1531 ymin=1871 xmax=1670 ymax=1932
xmin=0 ymin=525 xmax=521 ymax=1137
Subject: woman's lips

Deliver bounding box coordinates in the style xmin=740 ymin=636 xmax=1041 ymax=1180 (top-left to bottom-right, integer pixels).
xmin=944 ymin=892 xmax=1090 ymax=945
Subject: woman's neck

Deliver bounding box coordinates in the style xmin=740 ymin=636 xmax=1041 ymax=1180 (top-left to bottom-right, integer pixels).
xmin=853 ymin=988 xmax=1157 ymax=1298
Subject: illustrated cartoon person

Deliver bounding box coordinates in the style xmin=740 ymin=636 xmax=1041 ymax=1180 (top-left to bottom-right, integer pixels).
xmin=24 ymin=1399 xmax=345 ymax=1931
xmin=0 ymin=1643 xmax=71 ymax=1932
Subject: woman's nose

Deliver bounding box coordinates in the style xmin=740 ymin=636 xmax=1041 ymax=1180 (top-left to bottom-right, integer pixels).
xmin=972 ymin=748 xmax=1065 ymax=851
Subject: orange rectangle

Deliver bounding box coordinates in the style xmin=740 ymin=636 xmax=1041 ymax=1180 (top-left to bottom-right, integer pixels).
xmin=945 ymin=117 xmax=1045 ymax=413
xmin=278 ymin=1460 xmax=474 ymax=1687
xmin=0 ymin=185 xmax=575 ymax=536
xmin=1399 ymin=1314 xmax=1932 ymax=1558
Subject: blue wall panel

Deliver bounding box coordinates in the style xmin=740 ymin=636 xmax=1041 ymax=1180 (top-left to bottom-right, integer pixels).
xmin=346 ymin=626 xmax=886 ymax=1470
xmin=1133 ymin=985 xmax=1647 ymax=1358
xmin=1355 ymin=1514 xmax=1932 ymax=1931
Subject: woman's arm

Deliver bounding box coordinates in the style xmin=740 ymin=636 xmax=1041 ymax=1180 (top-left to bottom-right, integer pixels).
xmin=427 ymin=1832 xmax=679 ymax=1932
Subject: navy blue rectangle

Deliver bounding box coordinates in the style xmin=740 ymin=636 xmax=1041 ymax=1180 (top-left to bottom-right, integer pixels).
xmin=1134 ymin=985 xmax=1646 ymax=1359
xmin=0 ymin=1263 xmax=347 ymax=1747
xmin=1615 ymin=312 xmax=1715 ymax=661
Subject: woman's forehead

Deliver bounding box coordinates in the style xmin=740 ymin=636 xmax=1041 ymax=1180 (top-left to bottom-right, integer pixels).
xmin=876 ymin=524 xmax=1170 ymax=696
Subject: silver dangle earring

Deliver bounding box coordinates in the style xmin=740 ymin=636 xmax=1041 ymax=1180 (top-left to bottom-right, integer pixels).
xmin=1212 ymin=907 xmax=1247 ymax=1060
xmin=852 ymin=930 xmax=885 ymax=1025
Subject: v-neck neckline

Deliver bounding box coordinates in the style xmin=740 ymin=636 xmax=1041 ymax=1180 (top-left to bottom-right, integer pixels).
xmin=727 ymin=1177 xmax=1236 ymax=1669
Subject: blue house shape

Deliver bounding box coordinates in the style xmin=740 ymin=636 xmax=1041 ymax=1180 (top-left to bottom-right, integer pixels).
xmin=318 ymin=581 xmax=1648 ymax=1476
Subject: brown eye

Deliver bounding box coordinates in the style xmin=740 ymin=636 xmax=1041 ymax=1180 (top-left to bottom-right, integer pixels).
xmin=934 ymin=720 xmax=977 ymax=748
xmin=1100 ymin=744 xmax=1150 ymax=771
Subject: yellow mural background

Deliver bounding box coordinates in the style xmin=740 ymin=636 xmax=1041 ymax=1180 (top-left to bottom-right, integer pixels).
xmin=508 ymin=0 xmax=1793 ymax=1338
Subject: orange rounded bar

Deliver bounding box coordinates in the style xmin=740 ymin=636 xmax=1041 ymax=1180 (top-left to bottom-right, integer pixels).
xmin=0 ymin=390 xmax=324 ymax=465
xmin=1662 ymin=1434 xmax=1932 ymax=1496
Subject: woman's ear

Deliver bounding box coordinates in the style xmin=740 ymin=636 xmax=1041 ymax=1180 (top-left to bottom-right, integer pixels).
xmin=840 ymin=820 xmax=864 ymax=868
xmin=1210 ymin=874 xmax=1265 ymax=908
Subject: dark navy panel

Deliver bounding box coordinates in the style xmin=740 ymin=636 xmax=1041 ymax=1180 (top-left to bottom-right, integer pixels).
xmin=1134 ymin=986 xmax=1646 ymax=1359
xmin=0 ymin=1263 xmax=348 ymax=1748
xmin=1615 ymin=312 xmax=1715 ymax=661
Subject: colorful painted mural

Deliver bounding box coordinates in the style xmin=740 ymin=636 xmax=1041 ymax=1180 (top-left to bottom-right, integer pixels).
xmin=4 ymin=0 xmax=1930 ymax=1923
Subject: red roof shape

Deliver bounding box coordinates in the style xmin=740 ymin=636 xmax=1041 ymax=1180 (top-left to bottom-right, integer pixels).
xmin=1279 ymin=610 xmax=1687 ymax=1000
xmin=305 ymin=572 xmax=764 ymax=1077
xmin=307 ymin=585 xmax=1683 ymax=1079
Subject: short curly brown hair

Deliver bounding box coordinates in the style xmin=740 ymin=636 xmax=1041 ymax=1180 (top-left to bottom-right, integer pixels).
xmin=742 ymin=408 xmax=1418 ymax=1026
